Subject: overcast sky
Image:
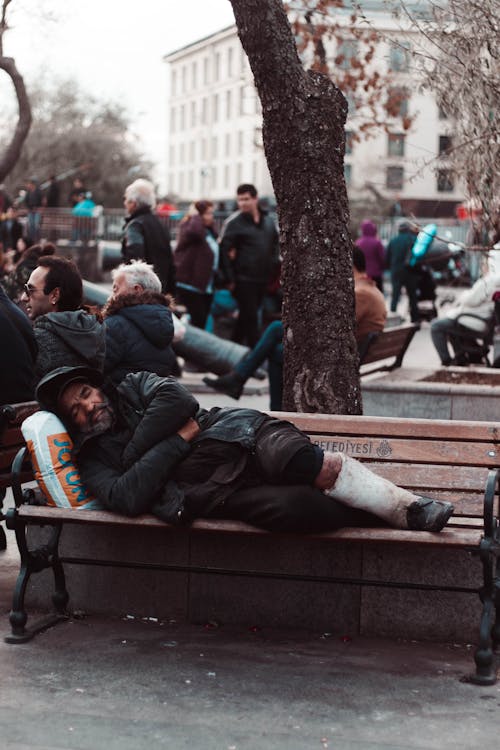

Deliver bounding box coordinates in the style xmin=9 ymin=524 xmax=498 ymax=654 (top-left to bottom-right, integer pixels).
xmin=3 ymin=0 xmax=236 ymax=189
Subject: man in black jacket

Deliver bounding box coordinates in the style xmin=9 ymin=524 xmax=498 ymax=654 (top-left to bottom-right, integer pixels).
xmin=36 ymin=367 xmax=454 ymax=535
xmin=219 ymin=184 xmax=279 ymax=347
xmin=122 ymin=179 xmax=176 ymax=296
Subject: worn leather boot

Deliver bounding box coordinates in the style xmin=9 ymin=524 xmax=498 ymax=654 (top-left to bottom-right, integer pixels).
xmin=326 ymin=453 xmax=454 ymax=532
xmin=203 ymin=372 xmax=245 ymax=400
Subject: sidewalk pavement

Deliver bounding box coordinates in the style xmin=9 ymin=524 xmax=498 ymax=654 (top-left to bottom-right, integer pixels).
xmin=4 ymin=315 xmax=498 ymax=750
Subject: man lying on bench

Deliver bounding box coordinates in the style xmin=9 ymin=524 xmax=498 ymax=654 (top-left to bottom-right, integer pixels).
xmin=35 ymin=366 xmax=454 ymax=534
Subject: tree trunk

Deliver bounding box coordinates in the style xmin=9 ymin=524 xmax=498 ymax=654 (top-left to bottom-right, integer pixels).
xmin=229 ymin=0 xmax=361 ymax=414
xmin=0 ymin=56 xmax=32 ymax=182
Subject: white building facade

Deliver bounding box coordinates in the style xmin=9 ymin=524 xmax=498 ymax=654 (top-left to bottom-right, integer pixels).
xmin=163 ymin=5 xmax=462 ymax=216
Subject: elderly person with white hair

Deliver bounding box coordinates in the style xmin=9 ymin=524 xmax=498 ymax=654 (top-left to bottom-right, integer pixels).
xmin=102 ymin=260 xmax=177 ymax=383
xmin=122 ymin=178 xmax=176 ymax=295
xmin=430 ymin=249 xmax=500 ymax=366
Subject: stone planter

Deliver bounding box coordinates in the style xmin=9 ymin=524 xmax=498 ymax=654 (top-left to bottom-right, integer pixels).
xmin=362 ymin=367 xmax=500 ymax=421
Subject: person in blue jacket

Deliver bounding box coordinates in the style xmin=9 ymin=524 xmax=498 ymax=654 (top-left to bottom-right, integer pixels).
xmin=102 ymin=260 xmax=176 ymax=383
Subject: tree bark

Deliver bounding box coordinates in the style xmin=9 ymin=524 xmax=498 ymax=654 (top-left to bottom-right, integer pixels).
xmin=230 ymin=0 xmax=361 ymax=414
xmin=0 ymin=56 xmax=32 ymax=182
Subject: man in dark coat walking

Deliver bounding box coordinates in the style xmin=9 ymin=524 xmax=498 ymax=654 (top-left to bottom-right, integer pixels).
xmin=122 ymin=179 xmax=176 ymax=296
xmin=219 ymin=184 xmax=279 ymax=347
xmin=35 ymin=367 xmax=454 ymax=535
xmin=386 ymin=221 xmax=420 ymax=323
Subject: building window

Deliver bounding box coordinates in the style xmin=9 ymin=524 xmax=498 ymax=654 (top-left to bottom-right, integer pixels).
xmin=212 ymin=166 xmax=217 ymax=188
xmin=344 ymin=164 xmax=352 ymax=186
xmin=389 ymin=42 xmax=410 ymax=72
xmin=388 ymin=133 xmax=405 ymax=157
xmin=386 ymin=166 xmax=404 ymax=190
xmin=201 ymin=138 xmax=207 ymax=160
xmin=438 ymin=135 xmax=452 ymax=157
xmin=203 ymin=57 xmax=209 ymax=84
xmin=179 ymin=143 xmax=185 ymax=164
xmin=236 ymin=162 xmax=242 ymax=184
xmin=190 ymin=101 xmax=196 ymax=127
xmin=214 ymin=52 xmax=221 ymax=82
xmin=181 ymin=66 xmax=187 ymax=93
xmin=239 ymin=85 xmax=245 ymax=115
xmin=212 ymin=93 xmax=219 ymax=123
xmin=191 ymin=62 xmax=197 ymax=89
xmin=169 ymin=146 xmax=175 ymax=167
xmin=226 ymin=90 xmax=232 ymax=119
xmin=387 ymin=87 xmax=409 ymax=118
xmin=189 ymin=141 xmax=195 ymax=161
xmin=437 ymin=169 xmax=454 ymax=192
xmin=188 ymin=170 xmax=194 ymax=191
xmin=224 ymin=164 xmax=230 ymax=188
xmin=227 ymin=47 xmax=233 ymax=77
xmin=171 ymin=71 xmax=177 ymax=97
xmin=212 ymin=136 xmax=218 ymax=159
xmin=238 ymin=131 xmax=244 ymax=152
xmin=179 ymin=104 xmax=185 ymax=130
xmin=201 ymin=97 xmax=208 ymax=125
xmin=225 ymin=132 xmax=231 ymax=157
xmin=345 ymin=131 xmax=354 ymax=155
xmin=170 ymin=108 xmax=176 ymax=134
xmin=336 ymin=39 xmax=359 ymax=70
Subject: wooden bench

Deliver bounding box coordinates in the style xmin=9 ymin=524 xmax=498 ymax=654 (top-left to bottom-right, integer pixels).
xmin=0 ymin=402 xmax=39 ymax=550
xmin=2 ymin=403 xmax=499 ymax=686
xmin=359 ymin=323 xmax=419 ymax=375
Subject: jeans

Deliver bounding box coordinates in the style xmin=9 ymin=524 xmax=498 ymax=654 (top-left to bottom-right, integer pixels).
xmin=235 ymin=320 xmax=283 ymax=410
xmin=430 ymin=317 xmax=477 ymax=364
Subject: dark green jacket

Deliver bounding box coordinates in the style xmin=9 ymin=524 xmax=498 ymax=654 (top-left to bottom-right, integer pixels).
xmin=76 ymin=372 xmax=267 ymax=523
xmin=386 ymin=230 xmax=415 ymax=274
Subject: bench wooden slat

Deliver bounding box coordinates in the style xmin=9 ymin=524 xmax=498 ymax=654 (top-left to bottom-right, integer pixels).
xmin=311 ymin=435 xmax=499 ymax=468
xmin=14 ymin=505 xmax=483 ymax=549
xmin=273 ymin=412 xmax=500 ymax=442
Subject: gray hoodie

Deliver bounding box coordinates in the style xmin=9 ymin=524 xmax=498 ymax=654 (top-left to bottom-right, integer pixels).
xmin=33 ymin=310 xmax=105 ymax=381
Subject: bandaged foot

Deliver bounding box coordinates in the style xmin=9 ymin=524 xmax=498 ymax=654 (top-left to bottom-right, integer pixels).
xmin=326 ymin=453 xmax=454 ymax=532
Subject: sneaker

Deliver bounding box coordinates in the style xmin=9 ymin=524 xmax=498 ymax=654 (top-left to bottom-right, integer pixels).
xmin=406 ymin=497 xmax=454 ymax=532
xmin=202 ymin=372 xmax=245 ymax=400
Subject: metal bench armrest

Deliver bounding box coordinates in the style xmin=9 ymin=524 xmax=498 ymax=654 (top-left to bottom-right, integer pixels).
xmin=483 ymin=468 xmax=499 ymax=539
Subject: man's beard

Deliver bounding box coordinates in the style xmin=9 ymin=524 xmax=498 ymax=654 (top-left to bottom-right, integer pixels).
xmin=81 ymin=398 xmax=114 ymax=437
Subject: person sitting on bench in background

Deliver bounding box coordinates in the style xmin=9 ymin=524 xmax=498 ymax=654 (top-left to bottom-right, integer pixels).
xmin=203 ymin=248 xmax=387 ymax=409
xmin=101 ymin=260 xmax=177 ymax=384
xmin=20 ymin=255 xmax=105 ymax=381
xmin=430 ymin=250 xmax=500 ymax=366
xmin=36 ymin=366 xmax=454 ymax=534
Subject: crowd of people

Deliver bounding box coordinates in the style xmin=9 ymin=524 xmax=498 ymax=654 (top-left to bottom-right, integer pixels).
xmin=0 ymin=177 xmax=461 ymax=548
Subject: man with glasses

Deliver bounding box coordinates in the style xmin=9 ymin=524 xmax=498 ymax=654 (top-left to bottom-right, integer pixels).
xmin=21 ymin=256 xmax=105 ymax=380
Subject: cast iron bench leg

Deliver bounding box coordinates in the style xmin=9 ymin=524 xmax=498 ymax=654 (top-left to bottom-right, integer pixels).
xmin=469 ymin=537 xmax=497 ymax=685
xmin=4 ymin=519 xmax=69 ymax=644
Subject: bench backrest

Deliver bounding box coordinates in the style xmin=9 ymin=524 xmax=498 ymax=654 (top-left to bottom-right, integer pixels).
xmin=359 ymin=324 xmax=418 ymax=375
xmin=0 ymin=402 xmax=39 ymax=490
xmin=277 ymin=412 xmax=500 ymax=520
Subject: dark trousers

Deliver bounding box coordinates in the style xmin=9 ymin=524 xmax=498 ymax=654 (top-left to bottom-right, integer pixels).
xmin=199 ymin=420 xmax=382 ymax=533
xmin=232 ymin=281 xmax=267 ymax=347
xmin=176 ymin=287 xmax=213 ymax=330
xmin=390 ymin=268 xmax=420 ymax=323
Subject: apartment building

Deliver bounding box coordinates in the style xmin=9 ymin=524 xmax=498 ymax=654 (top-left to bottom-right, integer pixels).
xmin=163 ymin=3 xmax=462 ymax=216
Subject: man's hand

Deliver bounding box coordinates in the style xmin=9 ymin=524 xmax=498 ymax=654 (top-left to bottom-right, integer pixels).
xmin=177 ymin=417 xmax=200 ymax=443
